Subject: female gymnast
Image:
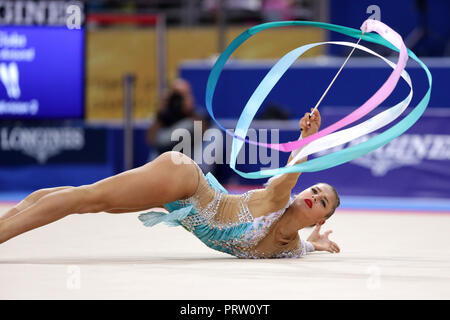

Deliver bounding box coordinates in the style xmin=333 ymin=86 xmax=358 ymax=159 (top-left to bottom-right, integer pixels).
xmin=0 ymin=109 xmax=340 ymax=258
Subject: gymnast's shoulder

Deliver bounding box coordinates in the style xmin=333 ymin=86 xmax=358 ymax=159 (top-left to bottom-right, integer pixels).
xmin=262 ymin=174 xmax=295 ymax=202
xmin=245 ymin=177 xmax=293 ymax=215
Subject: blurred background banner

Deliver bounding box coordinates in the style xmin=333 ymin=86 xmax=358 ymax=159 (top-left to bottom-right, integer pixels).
xmin=0 ymin=0 xmax=449 ymax=202
xmin=0 ymin=26 xmax=85 ymax=119
xmin=0 ymin=124 xmax=106 ymax=166
xmin=0 ymin=122 xmax=110 ymax=190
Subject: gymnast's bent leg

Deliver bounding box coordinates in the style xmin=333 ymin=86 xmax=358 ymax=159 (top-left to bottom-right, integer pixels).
xmin=0 ymin=151 xmax=200 ymax=244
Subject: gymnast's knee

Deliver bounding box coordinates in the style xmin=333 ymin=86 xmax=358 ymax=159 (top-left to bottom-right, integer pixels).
xmin=29 ymin=186 xmax=65 ymax=200
xmin=158 ymin=151 xmax=193 ymax=166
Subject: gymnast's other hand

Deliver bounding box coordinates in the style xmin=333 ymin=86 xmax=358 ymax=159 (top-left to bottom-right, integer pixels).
xmin=300 ymin=108 xmax=321 ymax=138
xmin=307 ymin=223 xmax=340 ymax=253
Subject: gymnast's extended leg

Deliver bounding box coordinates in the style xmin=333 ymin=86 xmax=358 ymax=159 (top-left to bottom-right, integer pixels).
xmin=0 ymin=187 xmax=72 ymax=221
xmin=0 ymin=151 xmax=199 ymax=244
xmin=0 ymin=186 xmax=150 ymax=221
xmin=0 ymin=186 xmax=151 ymax=221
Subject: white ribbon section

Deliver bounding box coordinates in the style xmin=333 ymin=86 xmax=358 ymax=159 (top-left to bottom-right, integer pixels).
xmin=287 ymin=41 xmax=412 ymax=167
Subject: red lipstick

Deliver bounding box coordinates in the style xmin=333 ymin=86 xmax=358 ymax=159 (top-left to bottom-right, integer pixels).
xmin=305 ymin=199 xmax=313 ymax=208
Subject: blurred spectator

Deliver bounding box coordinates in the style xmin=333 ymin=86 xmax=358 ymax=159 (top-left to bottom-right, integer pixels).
xmin=257 ymin=102 xmax=291 ymax=120
xmin=261 ymin=0 xmax=294 ymax=21
xmin=86 ymin=0 xmax=137 ymax=13
xmin=87 ymin=0 xmax=109 ymax=12
xmin=203 ymin=0 xmax=262 ymax=23
xmin=204 ymin=0 xmax=261 ymax=12
xmin=147 ymin=78 xmax=213 ymax=171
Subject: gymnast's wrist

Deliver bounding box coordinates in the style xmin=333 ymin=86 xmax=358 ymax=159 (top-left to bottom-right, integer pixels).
xmin=289 ymin=134 xmax=304 ymax=161
xmin=306 ymin=240 xmax=316 ymax=252
xmin=300 ymin=239 xmax=316 ymax=253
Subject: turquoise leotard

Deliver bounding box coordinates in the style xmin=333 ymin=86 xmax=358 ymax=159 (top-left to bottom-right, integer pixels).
xmin=138 ymin=169 xmax=309 ymax=259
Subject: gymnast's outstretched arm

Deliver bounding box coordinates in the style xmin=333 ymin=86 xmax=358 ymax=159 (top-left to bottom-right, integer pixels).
xmin=0 ymin=151 xmax=199 ymax=244
xmin=265 ymin=109 xmax=321 ymax=201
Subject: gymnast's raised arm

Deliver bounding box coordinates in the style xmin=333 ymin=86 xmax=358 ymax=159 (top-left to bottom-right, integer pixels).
xmin=264 ymin=109 xmax=321 ymax=201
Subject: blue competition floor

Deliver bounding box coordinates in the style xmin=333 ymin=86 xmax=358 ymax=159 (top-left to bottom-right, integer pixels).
xmin=1 ymin=190 xmax=450 ymax=213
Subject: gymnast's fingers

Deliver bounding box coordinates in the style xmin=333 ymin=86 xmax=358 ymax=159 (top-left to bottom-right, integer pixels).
xmin=331 ymin=242 xmax=340 ymax=253
xmin=316 ymin=109 xmax=321 ymax=122
xmin=310 ymin=108 xmax=321 ymax=125
xmin=314 ymin=223 xmax=322 ymax=233
xmin=305 ymin=114 xmax=312 ymax=127
xmin=300 ymin=115 xmax=309 ymax=130
xmin=310 ymin=109 xmax=321 ymax=124
xmin=303 ymin=112 xmax=310 ymax=122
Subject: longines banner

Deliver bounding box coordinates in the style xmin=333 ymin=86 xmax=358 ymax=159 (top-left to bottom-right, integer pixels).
xmin=0 ymin=1 xmax=85 ymax=26
xmin=0 ymin=123 xmax=107 ymax=165
xmin=0 ymin=1 xmax=85 ymax=119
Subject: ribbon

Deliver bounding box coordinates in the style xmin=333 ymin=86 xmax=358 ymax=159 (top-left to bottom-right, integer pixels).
xmin=207 ymin=19 xmax=407 ymax=151
xmin=229 ymin=39 xmax=412 ymax=173
xmin=287 ymin=41 xmax=412 ymax=166
xmin=205 ymin=19 xmax=432 ymax=178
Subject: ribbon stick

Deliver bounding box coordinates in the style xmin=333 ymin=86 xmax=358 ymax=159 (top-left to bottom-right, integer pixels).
xmin=309 ymin=31 xmax=365 ymax=117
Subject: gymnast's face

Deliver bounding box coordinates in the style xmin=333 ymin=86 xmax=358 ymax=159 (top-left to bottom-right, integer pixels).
xmin=293 ymin=183 xmax=337 ymax=226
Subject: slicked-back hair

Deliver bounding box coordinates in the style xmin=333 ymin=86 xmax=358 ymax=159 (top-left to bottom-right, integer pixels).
xmin=321 ymin=183 xmax=340 ymax=219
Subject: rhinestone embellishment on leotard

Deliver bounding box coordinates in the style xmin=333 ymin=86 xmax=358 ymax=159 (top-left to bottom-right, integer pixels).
xmin=180 ymin=189 xmax=223 ymax=232
xmin=205 ymin=196 xmax=299 ymax=258
xmin=181 ymin=189 xmax=260 ymax=232
xmin=237 ymin=190 xmax=255 ymax=223
xmin=176 ymin=176 xmax=301 ymax=258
